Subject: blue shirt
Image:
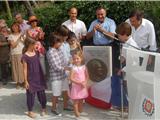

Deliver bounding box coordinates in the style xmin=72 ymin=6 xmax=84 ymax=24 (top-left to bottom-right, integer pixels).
xmin=88 ymin=17 xmax=116 ymax=45
xmin=60 ymin=42 xmax=71 ymax=65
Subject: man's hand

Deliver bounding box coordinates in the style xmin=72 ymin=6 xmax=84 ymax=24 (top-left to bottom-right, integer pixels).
xmin=94 ymin=24 xmax=103 ymax=33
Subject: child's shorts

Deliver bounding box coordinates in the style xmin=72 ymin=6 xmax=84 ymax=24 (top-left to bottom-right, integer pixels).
xmin=51 ymin=79 xmax=69 ymax=96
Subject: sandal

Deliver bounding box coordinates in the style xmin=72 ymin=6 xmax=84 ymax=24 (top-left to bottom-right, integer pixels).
xmin=40 ymin=111 xmax=47 ymax=116
xmin=40 ymin=109 xmax=47 ymax=116
xmin=16 ymin=83 xmax=20 ymax=89
xmin=27 ymin=112 xmax=36 ymax=118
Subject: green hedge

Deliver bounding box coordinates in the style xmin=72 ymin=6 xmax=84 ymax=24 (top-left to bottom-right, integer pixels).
xmin=34 ymin=1 xmax=160 ymax=47
xmin=1 ymin=1 xmax=160 ymax=47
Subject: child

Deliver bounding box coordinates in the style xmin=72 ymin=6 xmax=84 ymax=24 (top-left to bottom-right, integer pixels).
xmin=55 ymin=25 xmax=71 ymax=64
xmin=8 ymin=22 xmax=25 ymax=89
xmin=116 ymin=22 xmax=139 ymax=60
xmin=21 ymin=37 xmax=47 ymax=118
xmin=110 ymin=22 xmax=138 ymax=113
xmin=69 ymin=52 xmax=89 ymax=119
xmin=67 ymin=31 xmax=82 ymax=56
xmin=55 ymin=25 xmax=73 ymax=111
xmin=46 ymin=33 xmax=70 ymax=116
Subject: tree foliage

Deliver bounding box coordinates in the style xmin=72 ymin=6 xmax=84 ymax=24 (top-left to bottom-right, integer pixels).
xmin=33 ymin=1 xmax=160 ymax=46
xmin=1 ymin=1 xmax=160 ymax=46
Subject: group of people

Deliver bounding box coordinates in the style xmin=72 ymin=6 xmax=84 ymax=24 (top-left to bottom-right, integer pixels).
xmin=0 ymin=5 xmax=157 ymax=120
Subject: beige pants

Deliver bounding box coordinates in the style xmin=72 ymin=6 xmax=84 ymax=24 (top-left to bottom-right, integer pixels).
xmin=11 ymin=54 xmax=24 ymax=83
xmin=39 ymin=54 xmax=46 ymax=75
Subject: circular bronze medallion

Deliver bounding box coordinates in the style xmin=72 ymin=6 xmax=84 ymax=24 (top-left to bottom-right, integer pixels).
xmin=87 ymin=59 xmax=108 ymax=82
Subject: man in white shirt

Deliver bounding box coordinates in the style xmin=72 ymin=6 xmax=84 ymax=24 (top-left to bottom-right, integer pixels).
xmin=126 ymin=9 xmax=157 ymax=51
xmin=62 ymin=7 xmax=87 ymax=41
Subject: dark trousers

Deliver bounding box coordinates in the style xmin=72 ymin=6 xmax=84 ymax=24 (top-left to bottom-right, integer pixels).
xmin=110 ymin=75 xmax=128 ymax=107
xmin=111 ymin=41 xmax=120 ymax=75
xmin=26 ymin=90 xmax=47 ymax=111
xmin=0 ymin=63 xmax=10 ymax=83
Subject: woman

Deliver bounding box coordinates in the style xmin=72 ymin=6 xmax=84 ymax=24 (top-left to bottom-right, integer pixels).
xmin=8 ymin=22 xmax=25 ymax=88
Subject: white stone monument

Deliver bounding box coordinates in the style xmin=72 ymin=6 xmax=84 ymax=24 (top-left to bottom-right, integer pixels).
xmin=83 ymin=46 xmax=112 ymax=109
xmin=125 ymin=48 xmax=160 ymax=119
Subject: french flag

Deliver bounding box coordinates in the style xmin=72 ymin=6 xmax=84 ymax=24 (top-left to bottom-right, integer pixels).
xmin=86 ymin=75 xmax=128 ymax=109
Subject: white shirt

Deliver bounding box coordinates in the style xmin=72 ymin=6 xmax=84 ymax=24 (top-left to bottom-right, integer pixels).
xmin=8 ymin=33 xmax=24 ymax=55
xmin=122 ymin=36 xmax=139 ymax=58
xmin=122 ymin=37 xmax=139 ymax=74
xmin=126 ymin=18 xmax=157 ymax=51
xmin=123 ymin=36 xmax=139 ymax=49
xmin=62 ymin=19 xmax=87 ymax=39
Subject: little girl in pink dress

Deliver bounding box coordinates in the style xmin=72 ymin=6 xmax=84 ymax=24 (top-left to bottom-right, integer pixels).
xmin=70 ymin=52 xmax=89 ymax=118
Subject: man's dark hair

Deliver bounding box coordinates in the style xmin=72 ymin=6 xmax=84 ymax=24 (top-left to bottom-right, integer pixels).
xmin=96 ymin=6 xmax=106 ymax=12
xmin=96 ymin=6 xmax=106 ymax=11
xmin=129 ymin=9 xmax=144 ymax=21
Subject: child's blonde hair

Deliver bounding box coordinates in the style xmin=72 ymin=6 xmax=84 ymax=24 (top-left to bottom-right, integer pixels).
xmin=72 ymin=51 xmax=84 ymax=65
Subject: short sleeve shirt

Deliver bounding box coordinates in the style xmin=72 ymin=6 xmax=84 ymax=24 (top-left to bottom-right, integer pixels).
xmin=62 ymin=19 xmax=87 ymax=39
xmin=88 ymin=17 xmax=116 ymax=45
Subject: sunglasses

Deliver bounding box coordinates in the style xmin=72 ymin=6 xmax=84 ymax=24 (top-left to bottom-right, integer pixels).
xmin=30 ymin=20 xmax=38 ymax=23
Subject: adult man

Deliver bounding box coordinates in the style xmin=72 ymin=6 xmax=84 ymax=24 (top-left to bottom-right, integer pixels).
xmin=62 ymin=7 xmax=87 ymax=41
xmin=86 ymin=6 xmax=116 ymax=45
xmin=85 ymin=7 xmax=119 ymax=111
xmin=86 ymin=6 xmax=118 ymax=75
xmin=0 ymin=24 xmax=10 ymax=85
xmin=126 ymin=9 xmax=157 ymax=51
xmin=14 ymin=13 xmax=30 ymax=34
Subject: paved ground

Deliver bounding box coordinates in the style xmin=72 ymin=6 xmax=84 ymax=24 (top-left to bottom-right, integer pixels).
xmin=0 ymin=81 xmax=128 ymax=120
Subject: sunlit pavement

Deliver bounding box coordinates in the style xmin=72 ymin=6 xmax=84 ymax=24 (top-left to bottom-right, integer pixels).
xmin=0 ymin=81 xmax=127 ymax=120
